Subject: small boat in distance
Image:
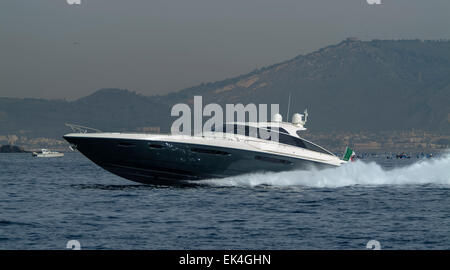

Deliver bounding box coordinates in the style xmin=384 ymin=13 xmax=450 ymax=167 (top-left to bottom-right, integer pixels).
xmin=32 ymin=149 xmax=64 ymax=158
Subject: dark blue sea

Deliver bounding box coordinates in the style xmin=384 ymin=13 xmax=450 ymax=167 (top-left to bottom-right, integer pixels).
xmin=1 ymin=151 xmax=450 ymax=250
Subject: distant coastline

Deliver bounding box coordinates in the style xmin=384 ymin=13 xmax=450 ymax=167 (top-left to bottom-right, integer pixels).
xmin=0 ymin=145 xmax=30 ymax=153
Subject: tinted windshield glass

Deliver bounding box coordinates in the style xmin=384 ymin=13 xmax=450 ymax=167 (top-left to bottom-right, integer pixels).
xmin=215 ymin=124 xmax=287 ymax=135
xmin=212 ymin=124 xmax=332 ymax=155
xmin=295 ymin=131 xmax=334 ymax=155
xmin=219 ymin=124 xmax=271 ymax=138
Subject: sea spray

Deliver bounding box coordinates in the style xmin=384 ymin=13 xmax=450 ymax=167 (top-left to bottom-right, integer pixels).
xmin=200 ymin=151 xmax=450 ymax=188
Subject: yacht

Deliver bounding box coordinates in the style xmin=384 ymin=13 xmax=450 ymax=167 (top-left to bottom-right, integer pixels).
xmin=32 ymin=149 xmax=64 ymax=158
xmin=63 ymin=113 xmax=354 ymax=185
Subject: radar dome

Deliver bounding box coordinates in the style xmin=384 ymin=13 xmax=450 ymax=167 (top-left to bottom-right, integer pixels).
xmin=292 ymin=113 xmax=304 ymax=125
xmin=272 ymin=113 xmax=282 ymax=123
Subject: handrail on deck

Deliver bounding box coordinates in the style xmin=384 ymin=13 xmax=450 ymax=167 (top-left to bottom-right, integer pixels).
xmin=65 ymin=123 xmax=102 ymax=133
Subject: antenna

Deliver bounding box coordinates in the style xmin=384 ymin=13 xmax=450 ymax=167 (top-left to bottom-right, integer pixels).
xmin=286 ymin=92 xmax=291 ymax=121
xmin=304 ymin=108 xmax=308 ymax=124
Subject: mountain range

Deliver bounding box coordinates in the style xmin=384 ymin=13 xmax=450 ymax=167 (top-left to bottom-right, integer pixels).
xmin=0 ymin=38 xmax=449 ymax=139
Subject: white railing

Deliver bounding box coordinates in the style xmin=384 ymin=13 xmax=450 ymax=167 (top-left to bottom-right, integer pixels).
xmin=65 ymin=123 xmax=102 ymax=133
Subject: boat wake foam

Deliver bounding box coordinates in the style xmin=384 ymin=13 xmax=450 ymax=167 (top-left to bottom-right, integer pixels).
xmin=201 ymin=151 xmax=450 ymax=188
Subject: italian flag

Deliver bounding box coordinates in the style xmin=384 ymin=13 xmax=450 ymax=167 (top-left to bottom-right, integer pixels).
xmin=343 ymin=147 xmax=356 ymax=162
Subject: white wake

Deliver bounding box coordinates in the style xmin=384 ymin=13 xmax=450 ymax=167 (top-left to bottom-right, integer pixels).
xmin=201 ymin=151 xmax=450 ymax=188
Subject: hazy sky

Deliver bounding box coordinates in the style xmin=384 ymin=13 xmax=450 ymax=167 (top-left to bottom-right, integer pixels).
xmin=1 ymin=0 xmax=449 ymax=100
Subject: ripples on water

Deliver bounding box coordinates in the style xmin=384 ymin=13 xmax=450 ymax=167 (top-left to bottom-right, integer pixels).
xmin=1 ymin=151 xmax=450 ymax=249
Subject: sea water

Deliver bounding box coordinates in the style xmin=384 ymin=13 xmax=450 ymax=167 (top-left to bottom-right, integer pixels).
xmin=0 ymin=151 xmax=449 ymax=249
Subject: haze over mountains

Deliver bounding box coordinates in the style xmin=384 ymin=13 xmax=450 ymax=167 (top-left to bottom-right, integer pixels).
xmin=0 ymin=39 xmax=449 ymax=140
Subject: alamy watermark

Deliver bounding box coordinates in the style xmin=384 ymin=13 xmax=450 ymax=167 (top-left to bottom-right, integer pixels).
xmin=171 ymin=96 xmax=281 ymax=142
xmin=366 ymin=240 xmax=381 ymax=250
xmin=66 ymin=240 xmax=81 ymax=250
xmin=67 ymin=0 xmax=81 ymax=5
xmin=366 ymin=0 xmax=382 ymax=5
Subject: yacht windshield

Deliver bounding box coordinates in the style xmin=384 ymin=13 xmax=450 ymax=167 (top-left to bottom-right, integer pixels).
xmin=212 ymin=124 xmax=333 ymax=155
xmin=295 ymin=131 xmax=334 ymax=155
